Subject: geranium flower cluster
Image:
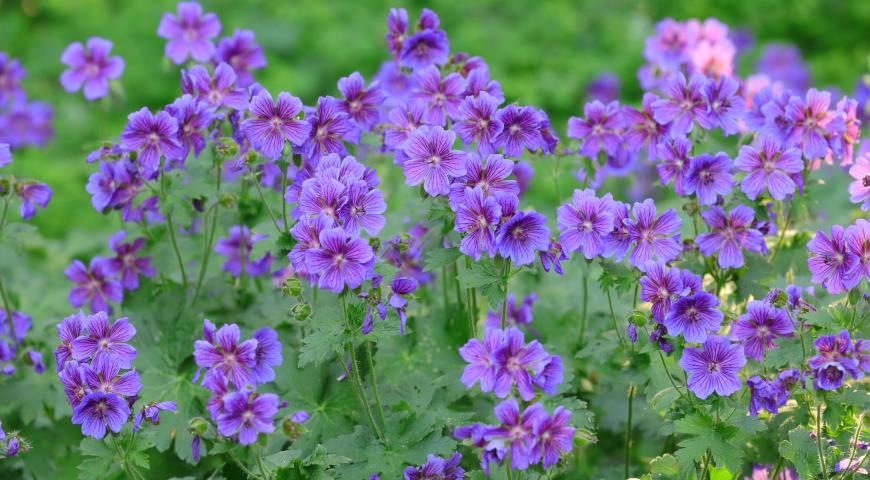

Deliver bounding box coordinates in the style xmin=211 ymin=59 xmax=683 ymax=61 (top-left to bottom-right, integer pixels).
xmin=0 ymin=307 xmax=42 ymax=377
xmin=64 ymin=231 xmax=155 ymax=313
xmin=192 ymin=320 xmax=286 ymax=447
xmin=402 ymin=452 xmax=464 ymax=480
xmin=457 ymin=327 xmax=574 ymax=473
xmin=0 ymin=52 xmax=53 ymax=148
xmin=287 ymin=153 xmax=385 ymax=293
xmin=807 ymin=218 xmax=870 ymax=294
xmin=54 ymin=312 xmax=174 ymax=439
xmin=808 ymin=330 xmax=868 ymax=391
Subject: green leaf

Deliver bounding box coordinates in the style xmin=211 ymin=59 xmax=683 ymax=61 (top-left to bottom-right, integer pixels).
xmin=264 ymin=449 xmax=302 ymax=470
xmin=598 ymin=260 xmax=636 ymax=295
xmin=779 ymin=427 xmax=821 ymax=479
xmin=457 ymin=260 xmax=501 ymax=289
xmin=423 ymin=247 xmax=461 ymax=272
xmin=649 ymin=453 xmax=679 ymax=477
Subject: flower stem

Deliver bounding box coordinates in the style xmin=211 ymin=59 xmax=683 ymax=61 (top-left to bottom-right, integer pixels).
xmin=255 ymin=447 xmax=270 ymax=480
xmin=192 ymin=159 xmax=222 ymax=304
xmin=817 ymin=400 xmax=829 ymax=480
xmin=247 ymin=165 xmax=282 ymax=234
xmin=227 ymin=449 xmax=260 ymax=479
xmin=840 ymin=413 xmax=864 ymax=480
xmin=770 ymin=205 xmax=793 ymax=263
xmin=465 ymin=257 xmax=477 ymax=338
xmin=365 ymin=340 xmax=388 ymax=442
xmin=280 ymin=160 xmax=291 ymax=236
xmin=625 ymin=383 xmax=635 ymax=478
xmin=500 ymin=259 xmax=511 ymax=329
xmin=160 ymin=170 xmax=189 ymax=291
xmin=341 ymin=295 xmax=385 ymax=442
xmin=579 ymin=267 xmax=589 ymax=343
xmin=606 ymin=288 xmax=627 ymax=349
xmin=656 ymin=348 xmax=685 ymax=398
xmin=0 ymin=196 xmax=9 ymax=231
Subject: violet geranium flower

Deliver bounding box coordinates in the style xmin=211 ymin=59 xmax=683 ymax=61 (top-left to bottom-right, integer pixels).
xmin=679 ymin=335 xmax=746 ymax=399
xmin=214 ymin=225 xmax=273 ymax=278
xmin=496 ymin=211 xmax=551 ymax=266
xmin=492 ymin=327 xmax=550 ymax=400
xmin=215 ymin=29 xmax=266 ymax=88
xmin=71 ymin=312 xmax=137 ymax=368
xmin=120 ymin=107 xmax=183 ymax=178
xmin=556 ymin=188 xmax=614 ymax=259
xmin=806 ymin=225 xmax=861 ymax=295
xmin=157 ymin=1 xmax=221 ymax=64
xmin=106 ymin=231 xmax=155 ymax=291
xmin=730 ymin=300 xmax=794 ymax=361
xmin=734 ymin=135 xmax=803 ymax=201
xmin=651 ymin=72 xmax=710 ymax=136
xmin=60 ymin=37 xmax=125 ymax=101
xmin=401 ymin=126 xmax=466 ymax=197
xmin=847 ymin=154 xmax=870 ymax=210
xmin=626 ymin=199 xmax=682 ymax=268
xmin=454 ymin=92 xmax=504 ymax=154
xmin=695 ymin=205 xmax=765 ymax=269
xmin=664 ymin=291 xmax=724 ymax=343
xmin=459 ymin=328 xmax=505 ymax=393
xmin=194 ymin=323 xmax=258 ymax=389
xmin=684 ymin=152 xmax=734 ymax=205
xmin=216 ymin=390 xmax=278 ymax=445
xmin=15 ymin=182 xmax=52 ymax=221
xmin=494 ymin=105 xmax=543 ymax=157
xmin=65 ymin=257 xmax=123 ymax=314
xmin=566 ymin=100 xmax=625 ymax=158
xmin=455 ymin=186 xmax=501 ymax=260
xmin=639 ymin=261 xmax=684 ymax=323
xmin=487 ymin=399 xmax=546 ymax=471
xmin=412 ymin=66 xmax=467 ymax=126
xmin=71 ymin=391 xmax=130 ymax=439
xmin=337 ymin=72 xmax=385 ymax=131
xmin=305 ymin=227 xmax=374 ymax=293
xmin=241 ymin=90 xmax=310 ymax=160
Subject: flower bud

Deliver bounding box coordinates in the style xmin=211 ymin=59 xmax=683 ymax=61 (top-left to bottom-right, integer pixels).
xmin=188 ymin=417 xmax=209 ymax=436
xmin=291 ymin=303 xmax=312 ymax=322
xmin=282 ymin=277 xmax=302 ymax=297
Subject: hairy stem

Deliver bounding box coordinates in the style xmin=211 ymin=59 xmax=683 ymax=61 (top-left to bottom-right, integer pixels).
xmin=817 ymin=400 xmax=829 ymax=480
xmin=625 ymin=383 xmax=635 ymax=479
xmin=365 ymin=341 xmax=388 ymax=442
xmin=341 ymin=295 xmax=385 ymax=442
xmin=160 ymin=170 xmax=189 ymax=290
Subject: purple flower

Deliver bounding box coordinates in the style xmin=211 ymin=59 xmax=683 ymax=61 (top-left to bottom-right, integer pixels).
xmin=83 ymin=357 xmax=141 ymax=398
xmin=531 ymin=406 xmax=575 ymax=469
xmin=454 ymin=92 xmax=504 ymax=154
xmin=251 ymin=327 xmax=282 ymax=383
xmin=60 ymin=37 xmax=124 ymax=101
xmin=626 ymin=199 xmax=682 ymax=267
xmin=665 ymin=291 xmax=723 ymax=343
xmin=651 ymin=72 xmax=710 ymax=136
xmin=539 ymin=240 xmax=568 ymax=276
xmin=488 ymin=399 xmax=546 ymax=470
xmin=65 ymin=258 xmax=123 ymax=313
xmin=305 ymin=227 xmax=374 ymax=293
xmin=731 ymin=301 xmax=794 ymax=361
xmin=185 ymin=63 xmax=249 ymax=110
xmin=807 ymin=225 xmax=861 ymax=295
xmin=55 ymin=312 xmax=85 ymax=370
xmin=448 ymin=153 xmax=517 ymax=210
xmin=404 ymin=452 xmax=464 ymax=480
xmin=0 ymin=100 xmax=54 ymax=149
xmin=106 ymin=231 xmax=155 ymax=291
xmin=120 ymin=107 xmax=183 ymax=178
xmin=784 ymin=88 xmax=833 ymax=159
xmin=215 ymin=29 xmax=266 ymax=88
xmin=485 ymin=293 xmax=537 ymax=328
xmin=300 ymin=96 xmax=359 ymax=162
xmin=242 ymin=90 xmax=310 ymax=160
xmin=217 ymin=391 xmax=278 ymax=444
xmin=684 ymin=152 xmax=734 ymax=205
xmin=388 ymin=276 xmax=418 ymax=332
xmin=86 ymin=159 xmax=142 ymax=212
xmin=166 ymin=94 xmax=215 ymax=160
xmin=696 ymin=205 xmax=765 ymax=269
xmin=640 ymin=261 xmax=684 ymax=323
xmin=15 ymin=182 xmax=52 ymax=220
xmin=513 ymin=161 xmax=534 ymax=197
xmin=383 ymin=101 xmax=425 ymax=156
xmin=846 ymin=219 xmax=870 ymax=282
xmin=604 ymin=201 xmax=632 ymax=260
xmin=465 ymin=66 xmax=504 ymax=103
xmin=133 ymin=401 xmax=177 ymax=432
xmin=401 ymin=126 xmax=466 ymax=196
xmin=455 ymin=186 xmax=501 ymax=260
xmin=337 ymin=72 xmax=385 ymax=130
xmin=5 ymin=435 xmax=18 ymax=457
xmin=412 ymin=66 xmax=467 ymax=126
xmin=71 ymin=391 xmax=130 ymax=439
xmin=194 ymin=323 xmax=258 ymax=389
xmin=336 ymin=183 xmax=385 ymax=237
xmin=624 ymin=93 xmax=668 ymax=159
xmin=288 ymin=214 xmax=333 ymax=278
xmin=496 ymin=211 xmax=551 ymax=266
xmin=401 ymin=30 xmax=449 ymax=71
xmin=809 ymin=330 xmax=862 ymax=390
xmin=679 ymin=335 xmax=746 ymax=399
xmin=0 ymin=143 xmax=10 ymax=169
xmin=848 ymin=154 xmax=870 ymax=210
xmin=157 ymin=2 xmax=221 ymax=64
xmin=459 ymin=327 xmax=504 ymax=393
xmin=0 ymin=53 xmax=26 ymax=105
xmin=566 ymin=100 xmax=625 ymax=158
xmin=214 ymin=225 xmax=273 ymax=278
xmin=757 ymin=43 xmax=810 ymax=92
xmin=702 ymin=76 xmax=745 ymax=136
xmin=494 ymin=106 xmax=543 ymax=157
xmin=557 ymin=188 xmax=614 ymax=259
xmin=492 ymin=327 xmax=550 ymax=400
xmin=59 ymin=362 xmax=88 ymax=407
xmin=735 ymin=135 xmax=803 ymax=201
xmin=385 ymin=8 xmax=408 ymax=59
xmin=747 ymin=369 xmax=800 ymax=416
xmin=71 ymin=312 xmax=137 ymax=368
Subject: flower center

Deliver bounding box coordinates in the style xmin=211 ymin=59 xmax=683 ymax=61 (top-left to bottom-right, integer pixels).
xmin=147 ymin=132 xmax=160 ymax=145
xmin=427 ymin=155 xmax=441 ymax=166
xmin=706 ymin=362 xmax=720 ymax=373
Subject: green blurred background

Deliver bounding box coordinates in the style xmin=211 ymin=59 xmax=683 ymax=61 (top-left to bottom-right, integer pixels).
xmin=2 ymin=0 xmax=870 ymax=239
